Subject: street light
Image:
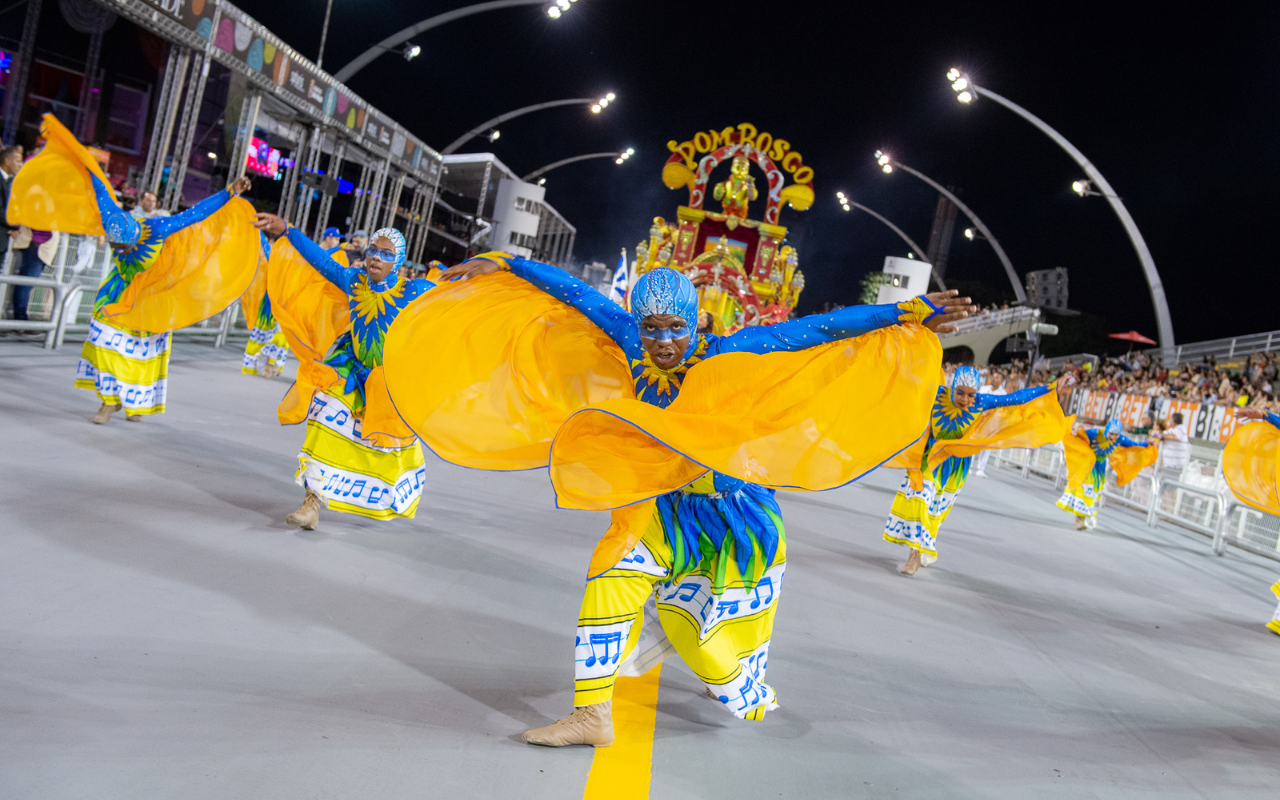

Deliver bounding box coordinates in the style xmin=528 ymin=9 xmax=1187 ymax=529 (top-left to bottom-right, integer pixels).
xmin=334 ymin=0 xmax=560 ymax=84
xmin=835 ymin=191 xmax=947 ymax=289
xmin=946 ymin=67 xmax=1175 ymax=349
xmin=547 ymin=0 xmax=579 ymax=18
xmin=963 ymin=227 xmax=985 ymax=241
xmin=441 ymin=95 xmax=615 ymax=155
xmin=874 ymin=150 xmax=1025 ymax=301
xmin=522 ymin=149 xmax=634 ymax=182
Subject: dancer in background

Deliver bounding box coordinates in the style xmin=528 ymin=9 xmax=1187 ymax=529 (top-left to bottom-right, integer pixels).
xmin=1057 ymin=418 xmax=1156 ymax=530
xmin=385 ymin=254 xmax=972 ymax=746
xmin=1222 ymin=408 xmax=1280 ymax=635
xmin=6 ymin=114 xmax=257 ymax=423
xmin=883 ymin=366 xmax=1066 ymax=575
xmin=254 ymin=213 xmax=432 ymax=529
xmin=240 ymin=232 xmax=349 ymax=378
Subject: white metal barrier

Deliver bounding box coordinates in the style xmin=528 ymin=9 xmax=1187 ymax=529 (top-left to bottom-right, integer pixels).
xmin=995 ymin=441 xmax=1280 ymax=563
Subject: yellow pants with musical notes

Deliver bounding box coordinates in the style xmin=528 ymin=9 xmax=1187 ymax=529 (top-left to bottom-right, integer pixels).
xmin=573 ymin=508 xmax=786 ymax=720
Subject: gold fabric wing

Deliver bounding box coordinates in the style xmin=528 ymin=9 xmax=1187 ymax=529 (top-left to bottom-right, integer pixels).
xmin=382 ymin=271 xmax=633 ymax=470
xmin=1222 ymin=421 xmax=1280 ymax=515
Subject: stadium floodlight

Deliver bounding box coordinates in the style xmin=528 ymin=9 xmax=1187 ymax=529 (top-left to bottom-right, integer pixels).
xmin=948 ymin=66 xmax=1175 ymax=347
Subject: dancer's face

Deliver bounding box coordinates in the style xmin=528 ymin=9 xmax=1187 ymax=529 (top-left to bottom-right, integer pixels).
xmin=952 ymin=385 xmax=977 ymax=409
xmin=363 ymin=235 xmax=397 ymax=283
xmin=639 ymin=314 xmax=690 ymax=370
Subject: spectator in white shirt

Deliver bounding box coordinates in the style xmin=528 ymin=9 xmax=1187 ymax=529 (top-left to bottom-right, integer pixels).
xmin=1158 ymin=412 xmax=1191 ymax=479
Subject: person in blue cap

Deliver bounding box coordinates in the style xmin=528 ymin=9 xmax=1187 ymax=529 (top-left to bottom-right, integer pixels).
xmin=253 ymin=212 xmax=435 ymax=529
xmin=319 ymin=227 xmax=343 ymax=254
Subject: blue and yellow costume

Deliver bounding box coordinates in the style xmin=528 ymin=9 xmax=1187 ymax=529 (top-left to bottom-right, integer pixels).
xmin=282 ymin=226 xmax=434 ymax=520
xmin=883 ymin=366 xmax=1054 ymax=561
xmin=241 ymin=232 xmax=291 ymax=376
xmin=6 ymin=114 xmax=257 ymax=418
xmin=384 ymin=255 xmax=947 ymax=721
xmin=1219 ymin=411 xmax=1280 ymax=635
xmin=1057 ymin=418 xmax=1152 ymax=526
xmin=75 ymin=180 xmax=247 ymax=416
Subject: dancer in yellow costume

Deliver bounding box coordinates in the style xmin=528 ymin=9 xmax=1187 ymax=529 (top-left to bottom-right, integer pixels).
xmin=254 ymin=214 xmax=432 ymax=529
xmin=6 ymin=114 xmax=257 ymax=423
xmin=384 ymin=254 xmax=973 ymax=746
xmin=1222 ymin=409 xmax=1280 ymax=635
xmin=1058 ymin=417 xmax=1156 ymax=530
xmin=883 ymin=366 xmax=1067 ymax=575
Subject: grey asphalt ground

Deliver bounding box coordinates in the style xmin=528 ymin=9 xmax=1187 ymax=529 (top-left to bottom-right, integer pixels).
xmin=1 ymin=337 xmax=1278 ymax=799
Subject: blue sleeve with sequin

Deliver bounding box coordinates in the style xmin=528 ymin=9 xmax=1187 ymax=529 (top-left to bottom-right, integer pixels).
xmin=150 ymin=189 xmax=233 ymax=240
xmin=976 ymin=384 xmax=1052 ymax=410
xmin=1267 ymin=412 xmax=1280 ymax=430
xmin=285 ymin=227 xmax=360 ymax=294
xmin=1117 ymin=434 xmax=1150 ymax=448
xmin=503 ymin=256 xmax=640 ymax=353
xmin=707 ymin=303 xmax=902 ymax=356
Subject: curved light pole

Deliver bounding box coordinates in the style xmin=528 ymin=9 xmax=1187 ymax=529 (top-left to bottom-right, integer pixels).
xmin=835 ymin=191 xmax=946 ymax=290
xmin=333 ymin=0 xmax=564 ymax=83
xmin=875 ymin=151 xmax=1026 ymax=302
xmin=441 ymin=94 xmax=615 ymax=155
xmin=947 ymin=68 xmax=1174 ymax=349
xmin=523 ymin=149 xmax=633 ymax=182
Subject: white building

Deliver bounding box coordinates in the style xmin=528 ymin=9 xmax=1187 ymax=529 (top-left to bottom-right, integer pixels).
xmin=489 ymin=178 xmax=545 ymax=259
xmin=875 ymin=255 xmax=933 ymax=305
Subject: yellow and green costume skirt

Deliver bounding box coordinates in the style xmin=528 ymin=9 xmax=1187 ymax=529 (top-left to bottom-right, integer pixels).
xmin=574 ymin=475 xmax=785 ymax=721
xmin=242 ymin=323 xmax=290 ymax=375
xmin=75 ymin=315 xmax=170 ymax=415
xmin=883 ymin=455 xmax=969 ymax=559
xmin=296 ymin=388 xmax=425 ymax=520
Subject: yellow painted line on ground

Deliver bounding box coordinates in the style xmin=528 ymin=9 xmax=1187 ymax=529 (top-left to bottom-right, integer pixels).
xmin=583 ymin=664 xmax=662 ymax=800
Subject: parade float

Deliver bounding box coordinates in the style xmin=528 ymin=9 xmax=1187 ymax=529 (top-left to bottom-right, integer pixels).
xmin=632 ymin=123 xmax=813 ymax=333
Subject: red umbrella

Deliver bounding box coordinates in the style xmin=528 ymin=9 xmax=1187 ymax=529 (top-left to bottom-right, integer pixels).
xmin=1109 ymin=331 xmax=1158 ymax=345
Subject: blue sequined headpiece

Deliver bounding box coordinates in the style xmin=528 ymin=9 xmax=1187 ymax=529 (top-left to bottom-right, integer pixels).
xmin=630 ymin=267 xmax=699 ymax=357
xmin=370 ymin=227 xmax=406 ymax=269
xmin=92 ymin=175 xmax=140 ymax=246
xmin=1104 ymin=418 xmax=1123 ymax=437
xmin=951 ymin=365 xmax=981 ymax=401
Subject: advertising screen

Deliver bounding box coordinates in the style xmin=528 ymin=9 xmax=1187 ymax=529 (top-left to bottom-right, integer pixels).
xmin=245 ymin=138 xmax=281 ymax=179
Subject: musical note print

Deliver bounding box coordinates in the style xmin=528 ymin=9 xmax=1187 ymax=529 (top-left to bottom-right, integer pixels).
xmin=574 ymin=620 xmax=636 ymax=681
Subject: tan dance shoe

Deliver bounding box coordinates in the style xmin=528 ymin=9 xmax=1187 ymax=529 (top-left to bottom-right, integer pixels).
xmin=522 ymin=701 xmax=614 ymax=747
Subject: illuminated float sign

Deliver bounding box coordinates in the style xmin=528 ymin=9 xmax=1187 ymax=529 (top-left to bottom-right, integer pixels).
xmin=633 ymin=123 xmax=811 ymax=334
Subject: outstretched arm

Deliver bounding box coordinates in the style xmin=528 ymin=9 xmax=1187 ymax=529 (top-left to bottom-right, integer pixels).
xmin=1237 ymin=408 xmax=1280 ymax=429
xmin=254 ymin=212 xmax=359 ymax=293
xmin=284 ymin=226 xmax=360 ymax=292
xmin=1117 ymin=434 xmax=1151 ymax=448
xmin=712 ymin=292 xmax=976 ymax=355
xmin=978 ymin=383 xmax=1053 ymax=409
xmin=151 ymin=176 xmax=251 ymax=239
xmin=439 ymin=252 xmax=639 ymax=351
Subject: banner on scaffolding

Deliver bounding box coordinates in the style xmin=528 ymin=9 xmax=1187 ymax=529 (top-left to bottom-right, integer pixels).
xmin=1062 ymin=388 xmax=1245 ymax=445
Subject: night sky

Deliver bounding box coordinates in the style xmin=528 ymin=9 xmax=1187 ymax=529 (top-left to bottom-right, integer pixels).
xmin=30 ymin=2 xmax=1280 ymax=347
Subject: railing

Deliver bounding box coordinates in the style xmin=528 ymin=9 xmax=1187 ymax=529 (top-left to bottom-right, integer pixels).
xmin=1144 ymin=329 xmax=1280 ymax=368
xmin=994 ymin=438 xmax=1280 ymax=563
xmin=3 ymin=236 xmax=254 ymax=351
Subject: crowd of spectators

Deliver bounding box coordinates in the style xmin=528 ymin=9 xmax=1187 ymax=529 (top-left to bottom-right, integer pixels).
xmin=1052 ymin=351 xmax=1278 ymax=412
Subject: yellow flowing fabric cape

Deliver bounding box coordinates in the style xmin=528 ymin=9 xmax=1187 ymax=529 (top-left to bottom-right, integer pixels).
xmin=8 ymin=114 xmax=258 ymax=332
xmin=1063 ymin=421 xmax=1156 ymax=490
xmin=7 ymin=114 xmax=110 ymax=236
xmin=1222 ymin=421 xmax=1280 ymax=515
xmin=383 ymin=271 xmax=633 ymax=469
xmin=889 ymin=387 xmax=1069 ymax=477
xmin=550 ymin=324 xmax=939 ymax=511
xmin=242 ymin=243 xmax=347 ymax=328
xmin=267 ymin=237 xmax=349 ymax=424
